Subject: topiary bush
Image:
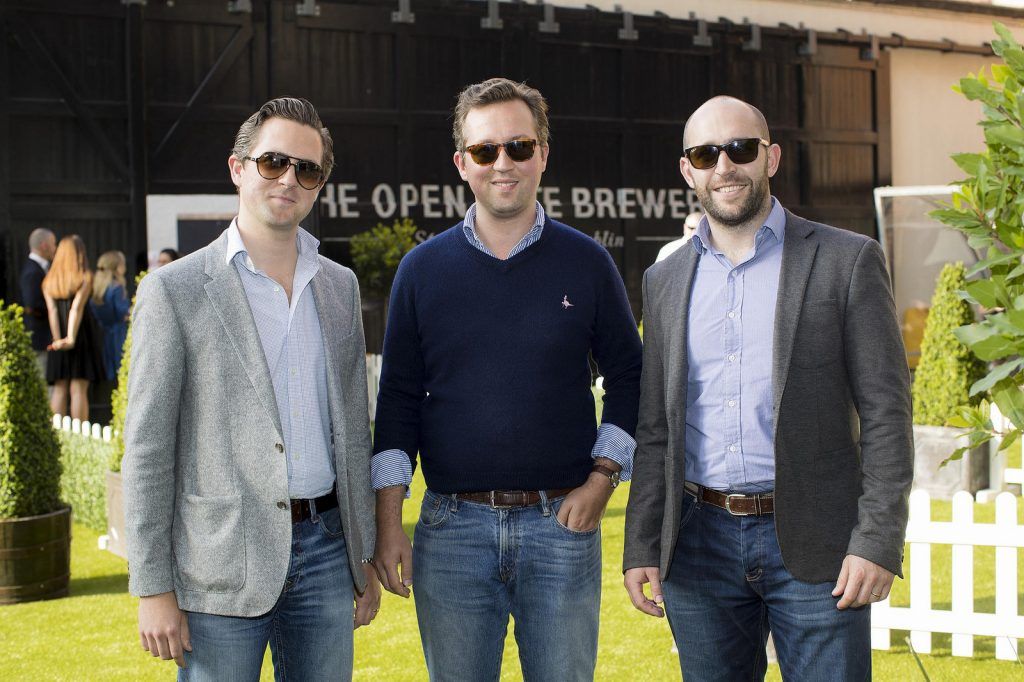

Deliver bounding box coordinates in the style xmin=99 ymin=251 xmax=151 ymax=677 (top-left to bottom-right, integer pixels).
xmin=350 ymin=217 xmax=418 ymax=297
xmin=108 ymin=271 xmax=145 ymax=473
xmin=0 ymin=301 xmax=63 ymax=518
xmin=912 ymin=262 xmax=988 ymax=426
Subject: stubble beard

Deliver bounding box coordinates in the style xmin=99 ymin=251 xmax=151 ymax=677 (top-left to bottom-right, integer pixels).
xmin=697 ymin=171 xmax=771 ymax=229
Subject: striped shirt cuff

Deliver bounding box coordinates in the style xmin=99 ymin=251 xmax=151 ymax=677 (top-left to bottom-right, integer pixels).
xmin=592 ymin=423 xmax=636 ymax=481
xmin=371 ymin=449 xmax=413 ymax=498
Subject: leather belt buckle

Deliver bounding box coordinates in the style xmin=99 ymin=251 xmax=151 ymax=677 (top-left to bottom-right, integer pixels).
xmin=725 ymin=493 xmax=753 ymax=516
xmin=489 ymin=490 xmax=522 ymax=508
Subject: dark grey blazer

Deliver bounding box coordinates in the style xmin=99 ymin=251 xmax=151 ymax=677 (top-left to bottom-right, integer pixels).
xmin=623 ymin=210 xmax=913 ymax=583
xmin=122 ymin=231 xmax=375 ymax=616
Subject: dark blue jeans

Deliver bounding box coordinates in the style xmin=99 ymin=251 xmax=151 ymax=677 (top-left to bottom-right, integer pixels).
xmin=661 ymin=492 xmax=871 ymax=681
xmin=178 ymin=504 xmax=355 ymax=682
xmin=413 ymin=489 xmax=602 ymax=682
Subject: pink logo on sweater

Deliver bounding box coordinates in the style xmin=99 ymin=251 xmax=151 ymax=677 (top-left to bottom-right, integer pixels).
xmin=562 ymin=295 xmax=574 ymax=309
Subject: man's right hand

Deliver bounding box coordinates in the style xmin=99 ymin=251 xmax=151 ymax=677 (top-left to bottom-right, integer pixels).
xmin=373 ymin=485 xmax=413 ymax=597
xmin=139 ymin=591 xmax=191 ymax=668
xmin=624 ymin=566 xmax=665 ymax=617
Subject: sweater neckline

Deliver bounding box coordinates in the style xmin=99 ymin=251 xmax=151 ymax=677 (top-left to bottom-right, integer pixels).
xmin=456 ymin=218 xmax=554 ymax=271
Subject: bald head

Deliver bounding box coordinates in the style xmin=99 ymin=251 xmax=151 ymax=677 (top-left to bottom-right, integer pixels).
xmin=29 ymin=228 xmax=56 ymax=260
xmin=683 ymin=96 xmax=770 ymax=149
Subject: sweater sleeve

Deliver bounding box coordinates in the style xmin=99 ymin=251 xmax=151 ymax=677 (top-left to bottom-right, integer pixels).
xmin=372 ymin=257 xmax=426 ymax=475
xmin=590 ymin=248 xmax=643 ymax=437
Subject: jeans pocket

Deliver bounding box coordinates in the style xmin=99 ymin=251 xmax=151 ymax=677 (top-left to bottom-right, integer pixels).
xmin=317 ymin=506 xmax=345 ymax=538
xmin=174 ymin=494 xmax=245 ymax=593
xmin=417 ymin=490 xmax=452 ymax=529
xmin=550 ymin=499 xmax=600 ymax=536
xmin=678 ymin=493 xmax=698 ymax=531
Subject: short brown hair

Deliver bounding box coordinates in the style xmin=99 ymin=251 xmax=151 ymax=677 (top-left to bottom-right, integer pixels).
xmin=232 ymin=97 xmax=334 ymax=180
xmin=452 ymin=78 xmax=550 ymax=151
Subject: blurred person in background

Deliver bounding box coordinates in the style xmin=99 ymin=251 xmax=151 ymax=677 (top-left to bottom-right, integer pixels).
xmin=656 ymin=210 xmax=703 ymax=263
xmin=90 ymin=250 xmax=131 ymax=381
xmin=20 ymin=227 xmax=57 ymax=378
xmin=157 ymin=248 xmax=179 ymax=268
xmin=42 ymin=235 xmax=104 ymax=421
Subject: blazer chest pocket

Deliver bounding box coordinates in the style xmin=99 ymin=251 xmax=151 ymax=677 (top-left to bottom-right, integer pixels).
xmin=792 ymin=299 xmax=842 ymax=368
xmin=174 ymin=494 xmax=246 ymax=594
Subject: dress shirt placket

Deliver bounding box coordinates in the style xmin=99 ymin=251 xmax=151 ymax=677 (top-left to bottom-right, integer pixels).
xmin=723 ymin=262 xmax=744 ymax=486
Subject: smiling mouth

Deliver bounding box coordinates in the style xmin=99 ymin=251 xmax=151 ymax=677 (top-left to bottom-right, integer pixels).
xmin=713 ymin=184 xmax=747 ymax=195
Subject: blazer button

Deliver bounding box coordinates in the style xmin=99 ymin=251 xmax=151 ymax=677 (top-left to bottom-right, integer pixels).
xmin=277 ymin=501 xmax=288 ymax=510
xmin=275 ymin=443 xmax=284 ymax=453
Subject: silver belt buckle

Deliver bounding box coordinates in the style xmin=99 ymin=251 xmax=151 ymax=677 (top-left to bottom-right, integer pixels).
xmin=489 ymin=490 xmax=514 ymax=509
xmin=724 ymin=493 xmax=754 ymax=516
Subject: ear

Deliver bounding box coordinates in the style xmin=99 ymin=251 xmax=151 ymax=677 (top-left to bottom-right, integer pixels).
xmin=453 ymin=150 xmax=469 ymax=181
xmin=228 ymin=155 xmax=245 ymax=189
xmin=679 ymin=156 xmax=697 ymax=189
xmin=766 ymin=143 xmax=782 ymax=178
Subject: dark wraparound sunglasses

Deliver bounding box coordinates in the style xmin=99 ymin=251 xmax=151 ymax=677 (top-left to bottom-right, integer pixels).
xmin=683 ymin=138 xmax=769 ymax=170
xmin=245 ymin=151 xmax=325 ymax=190
xmin=463 ymin=139 xmax=538 ymax=165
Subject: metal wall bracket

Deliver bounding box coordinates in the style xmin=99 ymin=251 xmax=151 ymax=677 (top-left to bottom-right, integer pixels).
xmin=227 ymin=0 xmax=252 ymax=13
xmin=742 ymin=20 xmax=761 ymax=52
xmin=392 ymin=0 xmax=415 ymax=24
xmin=538 ymin=2 xmax=559 ymax=34
xmin=690 ymin=13 xmax=712 ymax=48
xmin=481 ymin=0 xmax=503 ymax=30
xmin=861 ymin=33 xmax=879 ymax=60
xmin=798 ymin=26 xmax=817 ymax=56
xmin=296 ymin=0 xmax=320 ymax=17
xmin=615 ymin=5 xmax=637 ymax=41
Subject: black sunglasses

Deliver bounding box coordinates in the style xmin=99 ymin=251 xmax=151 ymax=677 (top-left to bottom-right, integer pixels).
xmin=683 ymin=138 xmax=769 ymax=170
xmin=463 ymin=139 xmax=538 ymax=166
xmin=245 ymin=151 xmax=325 ymax=190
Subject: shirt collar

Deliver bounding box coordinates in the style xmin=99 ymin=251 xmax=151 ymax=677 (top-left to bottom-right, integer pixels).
xmin=28 ymin=252 xmax=50 ymax=272
xmin=225 ymin=218 xmax=321 ymax=274
xmin=462 ymin=201 xmax=546 ymax=251
xmin=691 ymin=196 xmax=786 ymax=255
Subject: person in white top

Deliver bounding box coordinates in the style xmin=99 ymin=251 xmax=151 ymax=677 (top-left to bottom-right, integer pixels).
xmin=656 ymin=211 xmax=703 ymax=262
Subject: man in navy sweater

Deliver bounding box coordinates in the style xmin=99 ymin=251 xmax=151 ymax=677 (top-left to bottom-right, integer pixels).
xmin=371 ymin=78 xmax=642 ymax=681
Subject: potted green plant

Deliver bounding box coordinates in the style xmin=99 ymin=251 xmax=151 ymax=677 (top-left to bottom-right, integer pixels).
xmin=0 ymin=301 xmax=69 ymax=603
xmin=911 ymin=262 xmax=989 ymax=498
xmin=930 ymin=24 xmax=1024 ymax=471
xmin=350 ymin=218 xmax=418 ymax=353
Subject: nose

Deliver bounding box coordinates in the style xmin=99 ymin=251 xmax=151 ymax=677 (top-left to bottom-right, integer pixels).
xmin=277 ymin=162 xmax=300 ymax=187
xmin=492 ymin=146 xmax=515 ymax=171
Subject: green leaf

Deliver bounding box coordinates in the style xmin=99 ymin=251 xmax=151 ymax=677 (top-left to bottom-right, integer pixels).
xmin=952 ymin=153 xmax=987 ymax=176
xmin=963 ymin=278 xmax=1003 ymax=307
xmin=993 ymin=383 xmax=1024 ymax=430
xmin=998 ymin=428 xmax=1021 ymax=452
xmin=969 ymin=357 xmax=1024 ymax=395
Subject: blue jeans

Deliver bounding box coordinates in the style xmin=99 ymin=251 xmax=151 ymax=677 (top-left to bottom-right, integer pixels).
xmin=661 ymin=491 xmax=871 ymax=681
xmin=178 ymin=504 xmax=354 ymax=682
xmin=413 ymin=489 xmax=601 ymax=682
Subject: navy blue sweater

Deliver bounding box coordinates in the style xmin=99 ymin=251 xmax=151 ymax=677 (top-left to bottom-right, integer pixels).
xmin=373 ymin=218 xmax=642 ymax=493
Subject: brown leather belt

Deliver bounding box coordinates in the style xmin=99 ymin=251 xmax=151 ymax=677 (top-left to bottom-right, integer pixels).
xmin=684 ymin=481 xmax=774 ymax=516
xmin=455 ymin=488 xmax=576 ymax=508
xmin=290 ymin=490 xmax=339 ymax=523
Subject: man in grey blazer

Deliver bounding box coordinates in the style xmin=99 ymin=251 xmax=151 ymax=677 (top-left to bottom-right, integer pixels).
xmin=122 ymin=97 xmax=380 ymax=679
xmin=623 ymin=96 xmax=913 ymax=680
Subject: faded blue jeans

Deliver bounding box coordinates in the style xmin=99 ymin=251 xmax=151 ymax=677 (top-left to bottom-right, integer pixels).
xmin=661 ymin=491 xmax=871 ymax=681
xmin=178 ymin=503 xmax=355 ymax=682
xmin=413 ymin=489 xmax=602 ymax=682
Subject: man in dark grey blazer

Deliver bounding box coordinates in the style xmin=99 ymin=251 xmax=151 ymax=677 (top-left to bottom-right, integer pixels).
xmin=122 ymin=97 xmax=380 ymax=679
xmin=623 ymin=96 xmax=913 ymax=680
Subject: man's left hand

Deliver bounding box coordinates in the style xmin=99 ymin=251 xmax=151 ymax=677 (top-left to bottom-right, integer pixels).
xmin=832 ymin=554 xmax=895 ymax=609
xmin=354 ymin=564 xmax=382 ymax=628
xmin=556 ymin=472 xmax=615 ymax=532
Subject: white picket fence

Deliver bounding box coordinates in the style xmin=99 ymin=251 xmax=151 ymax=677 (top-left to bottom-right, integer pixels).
xmin=366 ymin=353 xmax=383 ymax=421
xmin=871 ymin=489 xmax=1024 ymax=661
xmin=989 ymin=405 xmax=1024 ymax=493
xmin=51 ymin=413 xmax=113 ymax=443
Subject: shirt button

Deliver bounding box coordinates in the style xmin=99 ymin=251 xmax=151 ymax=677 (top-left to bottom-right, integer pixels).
xmin=273 ymin=286 xmax=280 ymax=293
xmin=727 ymin=311 xmax=736 ymax=319
xmin=728 ymin=399 xmax=736 ymax=407
xmin=729 ymin=445 xmax=738 ymax=453
xmin=277 ymin=501 xmax=288 ymax=510
xmin=728 ymin=354 xmax=736 ymax=362
xmin=275 ymin=443 xmax=284 ymax=453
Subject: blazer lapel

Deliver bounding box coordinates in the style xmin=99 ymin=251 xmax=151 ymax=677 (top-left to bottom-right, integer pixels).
xmin=662 ymin=246 xmax=700 ymax=422
xmin=771 ymin=211 xmax=818 ymax=428
xmin=203 ymin=234 xmax=284 ymax=440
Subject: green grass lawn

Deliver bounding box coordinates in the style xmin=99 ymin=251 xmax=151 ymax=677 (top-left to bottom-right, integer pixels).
xmin=1 ymin=471 xmax=1022 ymax=680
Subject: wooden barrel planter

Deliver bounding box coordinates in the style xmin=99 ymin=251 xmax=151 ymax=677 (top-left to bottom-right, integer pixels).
xmin=0 ymin=506 xmax=72 ymax=604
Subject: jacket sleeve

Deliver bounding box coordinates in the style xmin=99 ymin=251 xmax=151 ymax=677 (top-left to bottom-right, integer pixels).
xmin=121 ymin=274 xmax=186 ymax=596
xmin=842 ymin=239 xmax=914 ymax=577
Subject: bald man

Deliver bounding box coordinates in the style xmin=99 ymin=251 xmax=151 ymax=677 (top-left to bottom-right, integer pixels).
xmin=623 ymin=96 xmax=913 ymax=680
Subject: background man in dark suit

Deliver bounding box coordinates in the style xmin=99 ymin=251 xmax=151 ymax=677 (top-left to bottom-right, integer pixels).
xmin=623 ymin=96 xmax=913 ymax=681
xmin=20 ymin=227 xmax=56 ymax=377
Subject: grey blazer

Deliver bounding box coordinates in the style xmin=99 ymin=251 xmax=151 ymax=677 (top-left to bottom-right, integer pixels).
xmin=122 ymin=231 xmax=375 ymax=616
xmin=624 ymin=210 xmax=913 ymax=583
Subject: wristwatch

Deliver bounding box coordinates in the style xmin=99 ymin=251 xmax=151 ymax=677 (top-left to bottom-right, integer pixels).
xmin=591 ymin=463 xmax=621 ymax=489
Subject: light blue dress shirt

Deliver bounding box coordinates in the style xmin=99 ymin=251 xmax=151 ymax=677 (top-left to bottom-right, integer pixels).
xmin=371 ymin=201 xmax=637 ymax=492
xmin=226 ymin=220 xmax=336 ymax=499
xmin=685 ymin=198 xmax=786 ymax=493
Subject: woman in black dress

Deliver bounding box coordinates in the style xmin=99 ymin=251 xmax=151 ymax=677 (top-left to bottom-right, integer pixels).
xmin=42 ymin=235 xmax=104 ymax=421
